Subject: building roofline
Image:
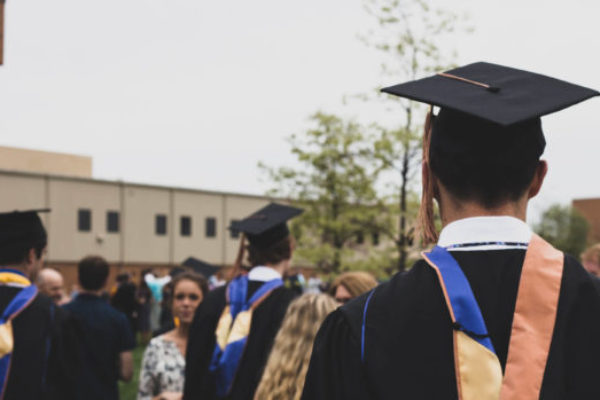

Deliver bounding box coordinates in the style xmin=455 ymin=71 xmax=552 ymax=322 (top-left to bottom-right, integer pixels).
xmin=0 ymin=168 xmax=278 ymax=201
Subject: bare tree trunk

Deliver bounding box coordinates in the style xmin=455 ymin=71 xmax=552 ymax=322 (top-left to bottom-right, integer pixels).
xmin=397 ymin=106 xmax=412 ymax=272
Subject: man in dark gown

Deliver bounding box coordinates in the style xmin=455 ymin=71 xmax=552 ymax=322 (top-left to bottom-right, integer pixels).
xmin=0 ymin=210 xmax=80 ymax=400
xmin=302 ymin=63 xmax=600 ymax=399
xmin=184 ymin=203 xmax=302 ymax=400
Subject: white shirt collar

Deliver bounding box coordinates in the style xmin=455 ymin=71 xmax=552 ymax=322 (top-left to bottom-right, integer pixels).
xmin=248 ymin=266 xmax=282 ymax=282
xmin=437 ymin=216 xmax=532 ymax=251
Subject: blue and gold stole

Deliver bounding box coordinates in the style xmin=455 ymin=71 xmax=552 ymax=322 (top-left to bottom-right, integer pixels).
xmin=209 ymin=275 xmax=283 ymax=398
xmin=0 ymin=269 xmax=38 ymax=397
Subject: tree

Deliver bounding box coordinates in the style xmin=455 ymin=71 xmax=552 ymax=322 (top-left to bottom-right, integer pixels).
xmin=260 ymin=112 xmax=383 ymax=274
xmin=534 ymin=204 xmax=590 ymax=259
xmin=360 ymin=0 xmax=467 ymax=271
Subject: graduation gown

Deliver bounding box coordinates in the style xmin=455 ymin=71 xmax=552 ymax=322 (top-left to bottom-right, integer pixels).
xmin=184 ymin=281 xmax=297 ymax=400
xmin=302 ymin=250 xmax=600 ymax=399
xmin=0 ymin=288 xmax=81 ymax=400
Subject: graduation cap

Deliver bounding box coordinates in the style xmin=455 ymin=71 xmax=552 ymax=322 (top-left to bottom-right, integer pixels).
xmin=182 ymin=257 xmax=220 ymax=278
xmin=229 ymin=203 xmax=303 ymax=249
xmin=0 ymin=209 xmax=50 ymax=250
xmin=381 ymin=62 xmax=599 ymax=243
xmin=381 ymin=61 xmax=599 ymax=126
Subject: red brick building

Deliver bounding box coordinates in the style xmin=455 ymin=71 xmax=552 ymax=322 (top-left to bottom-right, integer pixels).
xmin=572 ymin=198 xmax=600 ymax=244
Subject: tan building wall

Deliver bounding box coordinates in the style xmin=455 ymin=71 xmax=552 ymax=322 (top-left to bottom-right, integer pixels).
xmin=0 ymin=146 xmax=92 ymax=178
xmin=573 ymin=198 xmax=600 ymax=244
xmin=0 ymin=169 xmax=275 ymax=269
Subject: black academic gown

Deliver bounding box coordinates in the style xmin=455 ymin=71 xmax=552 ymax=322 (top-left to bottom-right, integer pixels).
xmin=184 ymin=280 xmax=297 ymax=400
xmin=0 ymin=288 xmax=81 ymax=400
xmin=302 ymin=250 xmax=600 ymax=400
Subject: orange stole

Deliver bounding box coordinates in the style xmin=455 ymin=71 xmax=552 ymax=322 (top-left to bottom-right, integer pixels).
xmin=500 ymin=234 xmax=563 ymax=400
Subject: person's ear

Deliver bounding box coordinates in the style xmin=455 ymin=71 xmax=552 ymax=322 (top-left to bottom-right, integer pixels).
xmin=528 ymin=160 xmax=548 ymax=199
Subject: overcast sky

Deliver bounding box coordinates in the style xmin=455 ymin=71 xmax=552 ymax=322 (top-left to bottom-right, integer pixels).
xmin=1 ymin=0 xmax=598 ymax=222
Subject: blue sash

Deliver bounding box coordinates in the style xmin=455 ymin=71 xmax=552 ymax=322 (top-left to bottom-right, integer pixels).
xmin=209 ymin=275 xmax=283 ymax=398
xmin=0 ymin=269 xmax=38 ymax=397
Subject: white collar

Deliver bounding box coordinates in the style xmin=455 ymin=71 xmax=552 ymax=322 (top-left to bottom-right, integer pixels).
xmin=248 ymin=266 xmax=282 ymax=282
xmin=437 ymin=216 xmax=532 ymax=251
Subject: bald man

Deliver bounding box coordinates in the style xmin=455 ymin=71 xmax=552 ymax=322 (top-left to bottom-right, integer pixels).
xmin=36 ymin=268 xmax=69 ymax=305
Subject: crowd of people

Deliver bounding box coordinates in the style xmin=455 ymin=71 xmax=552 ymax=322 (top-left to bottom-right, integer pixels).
xmin=1 ymin=62 xmax=600 ymax=400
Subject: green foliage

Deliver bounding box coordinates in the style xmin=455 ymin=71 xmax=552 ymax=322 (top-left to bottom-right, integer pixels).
xmin=534 ymin=204 xmax=590 ymax=259
xmin=261 ymin=113 xmax=384 ymax=274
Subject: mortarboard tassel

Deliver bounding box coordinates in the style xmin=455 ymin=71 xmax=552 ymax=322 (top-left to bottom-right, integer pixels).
xmin=230 ymin=233 xmax=247 ymax=280
xmin=418 ymin=106 xmax=438 ymax=244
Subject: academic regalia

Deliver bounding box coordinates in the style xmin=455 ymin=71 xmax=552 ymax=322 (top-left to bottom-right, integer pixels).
xmin=303 ymin=63 xmax=600 ymax=399
xmin=0 ymin=288 xmax=81 ymax=400
xmin=0 ymin=209 xmax=81 ymax=400
xmin=184 ymin=203 xmax=302 ymax=400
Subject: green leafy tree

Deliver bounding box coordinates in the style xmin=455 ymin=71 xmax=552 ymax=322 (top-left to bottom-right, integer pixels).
xmin=360 ymin=0 xmax=468 ymax=271
xmin=260 ymin=112 xmax=383 ymax=274
xmin=534 ymin=204 xmax=590 ymax=258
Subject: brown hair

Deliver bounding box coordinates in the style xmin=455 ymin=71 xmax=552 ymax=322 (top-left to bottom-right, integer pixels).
xmin=246 ymin=235 xmax=293 ymax=267
xmin=329 ymin=271 xmax=378 ymax=299
xmin=254 ymin=294 xmax=338 ymax=400
xmin=581 ymin=243 xmax=600 ymax=265
xmin=171 ymin=271 xmax=208 ymax=295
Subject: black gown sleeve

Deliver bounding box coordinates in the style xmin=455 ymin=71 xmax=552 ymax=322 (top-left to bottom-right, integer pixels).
xmin=183 ymin=287 xmax=226 ymax=400
xmin=301 ymin=309 xmax=371 ymax=400
xmin=563 ymin=271 xmax=600 ymax=398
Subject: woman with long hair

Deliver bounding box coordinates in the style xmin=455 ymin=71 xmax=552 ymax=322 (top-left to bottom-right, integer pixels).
xmin=138 ymin=272 xmax=208 ymax=400
xmin=254 ymin=293 xmax=338 ymax=400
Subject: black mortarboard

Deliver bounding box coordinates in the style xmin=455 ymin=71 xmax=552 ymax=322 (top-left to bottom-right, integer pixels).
xmin=182 ymin=257 xmax=219 ymax=278
xmin=381 ymin=61 xmax=599 ymax=126
xmin=0 ymin=209 xmax=50 ymax=250
xmin=229 ymin=203 xmax=303 ymax=249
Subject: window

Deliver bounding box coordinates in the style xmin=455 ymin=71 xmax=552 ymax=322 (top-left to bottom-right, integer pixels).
xmin=230 ymin=219 xmax=240 ymax=239
xmin=205 ymin=217 xmax=217 ymax=238
xmin=356 ymin=231 xmax=364 ymax=245
xmin=78 ymin=209 xmax=91 ymax=232
xmin=181 ymin=216 xmax=192 ymax=237
xmin=107 ymin=211 xmax=119 ymax=233
xmin=371 ymin=232 xmax=380 ymax=246
xmin=156 ymin=214 xmax=167 ymax=235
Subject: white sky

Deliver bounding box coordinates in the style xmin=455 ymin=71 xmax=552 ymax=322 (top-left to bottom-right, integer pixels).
xmin=1 ymin=0 xmax=599 ymax=223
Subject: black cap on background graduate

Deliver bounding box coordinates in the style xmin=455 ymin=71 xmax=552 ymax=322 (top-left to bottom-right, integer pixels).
xmin=381 ymin=62 xmax=599 ymax=243
xmin=230 ymin=202 xmax=304 ymax=249
xmin=182 ymin=257 xmax=220 ymax=278
xmin=0 ymin=209 xmax=50 ymax=250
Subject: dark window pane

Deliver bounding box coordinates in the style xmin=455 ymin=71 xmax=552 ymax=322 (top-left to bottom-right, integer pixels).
xmin=78 ymin=209 xmax=91 ymax=232
xmin=356 ymin=231 xmax=364 ymax=245
xmin=205 ymin=217 xmax=217 ymax=238
xmin=107 ymin=211 xmax=119 ymax=233
xmin=181 ymin=216 xmax=192 ymax=237
xmin=230 ymin=219 xmax=240 ymax=239
xmin=156 ymin=214 xmax=167 ymax=235
xmin=372 ymin=232 xmax=380 ymax=246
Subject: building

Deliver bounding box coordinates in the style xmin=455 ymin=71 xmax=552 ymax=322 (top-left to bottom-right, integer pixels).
xmin=0 ymin=146 xmax=274 ymax=287
xmin=573 ymin=197 xmax=600 ymax=244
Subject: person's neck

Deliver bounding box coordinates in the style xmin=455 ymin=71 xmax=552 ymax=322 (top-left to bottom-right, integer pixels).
xmin=263 ymin=261 xmax=288 ymax=276
xmin=78 ymin=288 xmax=105 ymax=296
xmin=439 ymin=198 xmax=527 ymax=229
xmin=175 ymin=323 xmax=189 ymax=338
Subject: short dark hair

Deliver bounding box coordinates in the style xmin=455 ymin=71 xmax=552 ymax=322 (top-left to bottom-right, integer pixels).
xmin=429 ymin=111 xmax=545 ymax=208
xmin=78 ymin=256 xmax=109 ymax=291
xmin=246 ymin=235 xmax=292 ymax=267
xmin=0 ymin=240 xmax=46 ymax=266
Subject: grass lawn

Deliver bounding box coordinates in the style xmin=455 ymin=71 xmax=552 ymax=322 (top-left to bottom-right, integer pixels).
xmin=119 ymin=343 xmax=146 ymax=400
